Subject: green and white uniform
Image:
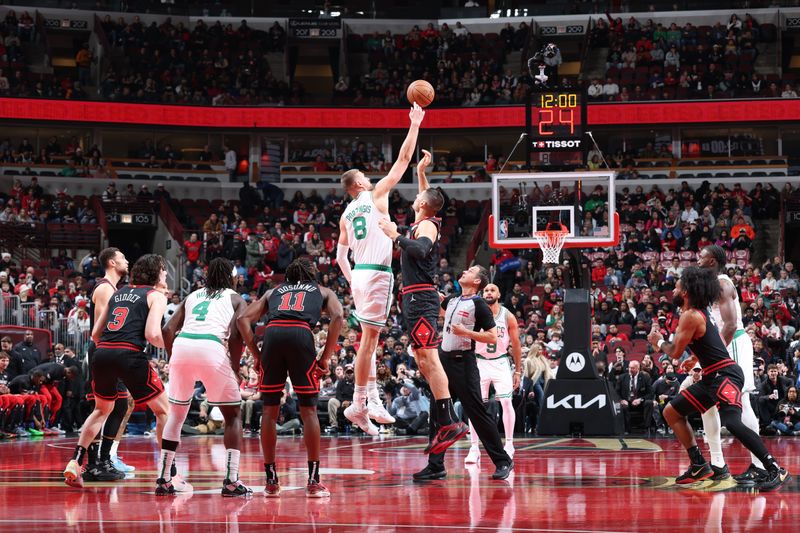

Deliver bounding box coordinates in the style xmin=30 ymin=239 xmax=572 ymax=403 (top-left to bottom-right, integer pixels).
xmin=709 ymin=273 xmax=755 ymax=392
xmin=169 ymin=288 xmax=241 ymax=406
xmin=475 ymin=306 xmax=514 ymax=400
xmin=342 ymin=190 xmax=394 ymax=328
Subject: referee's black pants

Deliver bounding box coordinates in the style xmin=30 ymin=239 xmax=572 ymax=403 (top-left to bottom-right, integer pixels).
xmin=428 ymin=350 xmax=511 ymax=471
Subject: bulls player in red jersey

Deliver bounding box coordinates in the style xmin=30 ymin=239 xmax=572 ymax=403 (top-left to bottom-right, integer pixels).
xmin=238 ymin=258 xmax=343 ymax=498
xmin=649 ymin=267 xmax=789 ymax=491
xmin=64 ymin=254 xmax=170 ymax=488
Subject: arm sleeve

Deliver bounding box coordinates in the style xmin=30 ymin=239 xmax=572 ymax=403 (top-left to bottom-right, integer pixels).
xmin=474 ymin=299 xmax=496 ymax=331
xmin=336 ymin=244 xmax=352 ymax=283
xmin=441 ymin=295 xmax=454 ymax=310
xmin=395 ymin=236 xmax=432 ymax=260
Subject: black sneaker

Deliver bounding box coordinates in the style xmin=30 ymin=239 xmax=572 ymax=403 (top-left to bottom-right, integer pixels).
xmin=756 ymin=468 xmax=791 ymax=492
xmin=84 ymin=460 xmax=125 ymax=481
xmin=675 ymin=462 xmax=714 ymax=484
xmin=412 ymin=465 xmax=447 ymax=481
xmin=710 ymin=464 xmax=731 ymax=481
xmin=424 ymin=422 xmax=469 ymax=455
xmin=733 ymin=463 xmax=769 ymax=486
xmin=155 ymin=478 xmax=176 ymax=496
xmin=221 ymin=479 xmax=253 ymax=497
xmin=492 ymin=461 xmax=514 ymax=480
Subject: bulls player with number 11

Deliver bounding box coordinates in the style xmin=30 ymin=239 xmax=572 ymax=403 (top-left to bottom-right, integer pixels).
xmin=64 ymin=254 xmax=170 ymax=488
xmin=337 ymin=102 xmax=425 ymax=435
xmin=648 ymin=267 xmax=790 ymax=491
xmin=238 ymin=258 xmax=343 ymax=497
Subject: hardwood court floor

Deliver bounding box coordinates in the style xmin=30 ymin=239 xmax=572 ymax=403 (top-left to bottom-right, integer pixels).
xmin=1 ymin=433 xmax=799 ymax=532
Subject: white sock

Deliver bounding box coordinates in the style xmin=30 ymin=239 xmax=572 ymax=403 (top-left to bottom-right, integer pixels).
xmin=158 ymin=450 xmax=176 ymax=482
xmin=225 ymin=449 xmax=240 ymax=482
xmin=500 ymin=398 xmax=515 ymax=444
xmin=354 ymin=385 xmax=367 ymax=408
xmin=741 ymin=395 xmax=765 ymax=469
xmin=469 ymin=419 xmax=479 ymax=447
xmin=701 ymin=408 xmax=725 ymax=468
xmin=110 ymin=440 xmax=120 ymax=458
xmin=367 ymin=380 xmax=380 ymax=404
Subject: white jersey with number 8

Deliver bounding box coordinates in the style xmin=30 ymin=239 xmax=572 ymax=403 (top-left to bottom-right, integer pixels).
xmin=342 ymin=190 xmax=393 ymax=267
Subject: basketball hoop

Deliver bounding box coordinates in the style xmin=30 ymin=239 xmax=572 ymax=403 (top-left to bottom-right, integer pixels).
xmin=533 ymin=226 xmax=569 ymax=265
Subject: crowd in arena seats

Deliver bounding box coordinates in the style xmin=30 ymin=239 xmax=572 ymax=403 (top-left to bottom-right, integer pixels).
xmin=341 ymin=21 xmax=531 ymax=106
xmin=588 ymin=13 xmax=788 ymax=101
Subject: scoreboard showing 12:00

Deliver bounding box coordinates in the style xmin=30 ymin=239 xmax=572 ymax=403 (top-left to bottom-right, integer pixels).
xmin=526 ymin=89 xmax=587 ymax=159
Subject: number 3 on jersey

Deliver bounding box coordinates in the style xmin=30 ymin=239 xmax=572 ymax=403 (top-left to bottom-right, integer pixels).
xmin=107 ymin=308 xmax=129 ymax=331
xmin=353 ymin=216 xmax=367 ymax=240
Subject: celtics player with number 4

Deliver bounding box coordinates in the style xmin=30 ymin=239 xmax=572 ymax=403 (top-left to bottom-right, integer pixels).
xmin=466 ymin=283 xmax=522 ymax=464
xmin=157 ymin=257 xmax=252 ymax=497
xmin=337 ymin=102 xmax=426 ymax=435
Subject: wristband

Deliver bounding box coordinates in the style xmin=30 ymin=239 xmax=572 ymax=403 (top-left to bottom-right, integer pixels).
xmin=657 ymin=339 xmax=665 ymax=350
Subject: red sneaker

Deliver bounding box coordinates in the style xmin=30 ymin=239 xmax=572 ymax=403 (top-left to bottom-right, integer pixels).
xmin=425 ymin=422 xmax=469 ymax=455
xmin=305 ymin=480 xmax=330 ymax=498
xmin=264 ymin=481 xmax=281 ymax=498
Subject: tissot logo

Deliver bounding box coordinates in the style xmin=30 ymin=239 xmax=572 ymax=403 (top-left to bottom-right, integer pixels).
xmin=534 ymin=140 xmax=582 ymax=149
xmin=546 ymin=394 xmax=607 ymax=409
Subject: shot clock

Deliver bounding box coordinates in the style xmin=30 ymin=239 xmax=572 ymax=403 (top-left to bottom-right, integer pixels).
xmin=525 ymin=89 xmax=587 ymax=166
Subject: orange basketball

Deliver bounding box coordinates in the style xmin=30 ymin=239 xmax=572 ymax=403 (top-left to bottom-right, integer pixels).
xmin=407 ymin=80 xmax=435 ymax=108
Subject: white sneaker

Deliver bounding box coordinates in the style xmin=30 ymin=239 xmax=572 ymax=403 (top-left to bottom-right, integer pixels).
xmin=503 ymin=442 xmax=515 ymax=459
xmin=367 ymin=401 xmax=396 ymax=424
xmin=344 ymin=403 xmax=379 ymax=436
xmin=171 ymin=474 xmax=193 ymax=493
xmin=464 ymin=446 xmax=481 ymax=464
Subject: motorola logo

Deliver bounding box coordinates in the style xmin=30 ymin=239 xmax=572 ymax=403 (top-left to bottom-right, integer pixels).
xmin=565 ymin=352 xmax=585 ymax=372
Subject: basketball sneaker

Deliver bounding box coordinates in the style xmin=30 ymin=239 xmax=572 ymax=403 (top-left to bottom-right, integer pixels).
xmin=710 ymin=464 xmax=731 ymax=481
xmin=264 ymin=481 xmax=281 ymax=498
xmin=305 ymin=480 xmax=331 ymax=497
xmin=222 ymin=479 xmax=253 ymax=497
xmin=111 ymin=455 xmax=135 ymax=473
xmin=84 ymin=460 xmax=125 ymax=482
xmin=675 ymin=462 xmax=714 ymax=484
xmin=733 ymin=463 xmax=769 ymax=486
xmin=464 ymin=446 xmax=481 ymax=464
xmin=504 ymin=442 xmax=515 ymax=459
xmin=425 ymin=422 xmax=469 ymax=455
xmin=756 ymin=468 xmax=791 ymax=492
xmin=171 ymin=473 xmax=193 ymax=493
xmin=344 ymin=403 xmax=379 ymax=436
xmin=368 ymin=401 xmax=396 ymax=424
xmin=63 ymin=459 xmax=83 ymax=488
xmin=155 ymin=478 xmax=176 ymax=496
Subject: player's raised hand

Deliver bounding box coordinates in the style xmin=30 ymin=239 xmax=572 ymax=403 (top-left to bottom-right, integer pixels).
xmin=409 ymin=102 xmax=425 ymax=126
xmin=647 ymin=325 xmax=663 ymax=347
xmin=417 ymin=149 xmax=432 ymax=175
xmin=378 ymin=218 xmax=399 ymax=239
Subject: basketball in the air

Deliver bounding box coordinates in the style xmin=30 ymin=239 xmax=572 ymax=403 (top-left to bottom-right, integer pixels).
xmin=407 ymin=80 xmax=435 ymax=107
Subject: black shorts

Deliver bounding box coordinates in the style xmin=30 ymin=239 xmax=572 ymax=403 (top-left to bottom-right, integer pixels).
xmin=260 ymin=321 xmax=318 ymax=406
xmin=671 ymin=362 xmax=744 ymax=416
xmin=86 ymin=341 xmax=129 ymax=400
xmin=401 ymin=285 xmax=441 ymax=349
xmin=91 ymin=348 xmax=164 ymax=405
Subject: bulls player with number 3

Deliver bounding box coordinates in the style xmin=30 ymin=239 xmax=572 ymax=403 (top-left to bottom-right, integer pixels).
xmin=648 ymin=267 xmax=789 ymax=491
xmin=64 ymin=254 xmax=170 ymax=488
xmin=337 ymin=103 xmax=425 ymax=435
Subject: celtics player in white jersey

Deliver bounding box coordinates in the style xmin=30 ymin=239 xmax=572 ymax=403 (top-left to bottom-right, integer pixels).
xmin=698 ymin=245 xmax=764 ymax=485
xmin=337 ymin=103 xmax=426 ymax=435
xmin=466 ymin=283 xmax=522 ymax=463
xmin=158 ymin=257 xmax=252 ymax=497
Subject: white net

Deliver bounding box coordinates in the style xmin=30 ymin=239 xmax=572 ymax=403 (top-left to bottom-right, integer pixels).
xmin=533 ymin=230 xmax=569 ymax=264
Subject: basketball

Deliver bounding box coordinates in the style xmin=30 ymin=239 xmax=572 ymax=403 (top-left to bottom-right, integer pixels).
xmin=407 ymin=80 xmax=435 ymax=107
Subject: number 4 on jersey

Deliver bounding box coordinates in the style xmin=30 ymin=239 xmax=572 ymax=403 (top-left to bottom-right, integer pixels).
xmin=191 ymin=300 xmax=211 ymax=321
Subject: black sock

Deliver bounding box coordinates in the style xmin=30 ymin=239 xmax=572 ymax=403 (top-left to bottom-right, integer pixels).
xmin=73 ymin=445 xmax=87 ymax=465
xmin=265 ymin=463 xmax=278 ymax=484
xmin=100 ymin=438 xmax=114 ymax=461
xmin=435 ymin=399 xmax=454 ymax=426
xmin=761 ymin=454 xmax=780 ymax=473
xmin=171 ymin=460 xmax=177 ymax=477
xmin=687 ymin=445 xmax=706 ymax=465
xmin=308 ymin=460 xmax=320 ymax=483
xmin=87 ymin=442 xmax=100 ymax=465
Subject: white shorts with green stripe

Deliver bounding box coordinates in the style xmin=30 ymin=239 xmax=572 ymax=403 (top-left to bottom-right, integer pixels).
xmin=169 ymin=335 xmax=241 ymax=406
xmin=728 ymin=330 xmax=755 ymax=393
xmin=351 ymin=265 xmax=394 ymax=329
xmin=477 ymin=355 xmax=513 ymax=401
